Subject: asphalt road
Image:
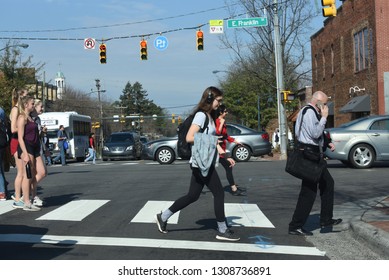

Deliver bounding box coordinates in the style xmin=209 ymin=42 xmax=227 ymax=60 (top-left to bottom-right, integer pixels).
xmin=0 ymin=158 xmax=387 ymax=260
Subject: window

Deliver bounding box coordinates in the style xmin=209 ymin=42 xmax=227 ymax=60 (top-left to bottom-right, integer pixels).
xmin=354 ymin=28 xmax=372 ymax=72
xmin=370 ymin=120 xmax=389 ymax=131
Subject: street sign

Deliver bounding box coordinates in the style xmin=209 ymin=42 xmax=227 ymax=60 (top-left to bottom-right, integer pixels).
xmin=209 ymin=19 xmax=224 ymax=34
xmin=227 ymin=17 xmax=268 ymax=28
xmin=154 ymin=36 xmax=168 ymax=51
xmin=84 ymin=38 xmax=95 ymax=50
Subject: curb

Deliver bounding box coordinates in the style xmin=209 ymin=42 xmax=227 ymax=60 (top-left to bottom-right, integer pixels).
xmin=350 ymin=217 xmax=389 ymax=259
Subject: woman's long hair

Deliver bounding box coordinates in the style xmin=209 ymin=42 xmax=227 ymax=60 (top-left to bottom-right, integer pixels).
xmin=18 ymin=95 xmax=34 ymax=120
xmin=12 ymin=88 xmax=28 ymax=107
xmin=192 ymin=86 xmax=223 ymax=120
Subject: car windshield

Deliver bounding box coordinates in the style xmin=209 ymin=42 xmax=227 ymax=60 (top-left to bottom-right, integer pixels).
xmin=108 ymin=134 xmax=134 ymax=143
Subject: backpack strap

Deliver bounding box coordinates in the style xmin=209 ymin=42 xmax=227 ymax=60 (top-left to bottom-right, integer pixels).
xmin=197 ymin=111 xmax=209 ymax=133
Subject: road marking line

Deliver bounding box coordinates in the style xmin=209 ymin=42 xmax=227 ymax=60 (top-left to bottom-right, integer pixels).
xmin=131 ymin=201 xmax=274 ymax=228
xmin=225 ymin=203 xmax=275 ymax=228
xmin=122 ymin=162 xmax=139 ymax=165
xmin=131 ymin=200 xmax=180 ymax=224
xmin=0 ymin=233 xmax=326 ymax=256
xmin=0 ymin=201 xmax=16 ymax=215
xmin=36 ymin=200 xmax=110 ymax=221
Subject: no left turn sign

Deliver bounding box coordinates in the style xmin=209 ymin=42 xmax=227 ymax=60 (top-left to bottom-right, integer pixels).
xmin=84 ymin=38 xmax=96 ymax=50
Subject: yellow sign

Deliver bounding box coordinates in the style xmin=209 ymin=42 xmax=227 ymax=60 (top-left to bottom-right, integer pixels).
xmin=209 ymin=19 xmax=224 ymax=34
xmin=209 ymin=20 xmax=224 ymax=26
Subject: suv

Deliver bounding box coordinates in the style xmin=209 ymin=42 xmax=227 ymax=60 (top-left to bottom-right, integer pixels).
xmin=102 ymin=132 xmax=141 ymax=161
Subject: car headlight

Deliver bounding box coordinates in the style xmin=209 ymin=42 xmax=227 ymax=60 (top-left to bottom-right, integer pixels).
xmin=103 ymin=146 xmax=109 ymax=151
xmin=126 ymin=146 xmax=133 ymax=151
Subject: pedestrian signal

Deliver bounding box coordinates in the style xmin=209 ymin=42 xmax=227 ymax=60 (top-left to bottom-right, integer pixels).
xmin=140 ymin=40 xmax=147 ymax=60
xmin=99 ymin=44 xmax=106 ymax=64
xmin=196 ymin=30 xmax=204 ymax=51
xmin=321 ymin=0 xmax=337 ymax=17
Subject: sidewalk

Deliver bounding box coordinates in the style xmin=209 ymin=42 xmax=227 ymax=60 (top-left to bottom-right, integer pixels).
xmin=257 ymin=152 xmax=389 ymax=258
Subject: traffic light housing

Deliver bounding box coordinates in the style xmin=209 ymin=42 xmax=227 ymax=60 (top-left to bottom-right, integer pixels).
xmin=196 ymin=30 xmax=204 ymax=51
xmin=172 ymin=114 xmax=175 ymax=124
xmin=178 ymin=116 xmax=182 ymax=125
xmin=282 ymin=91 xmax=292 ymax=103
xmin=322 ymin=0 xmax=337 ymax=17
xmin=140 ymin=39 xmax=147 ymax=60
xmin=99 ymin=44 xmax=106 ymax=64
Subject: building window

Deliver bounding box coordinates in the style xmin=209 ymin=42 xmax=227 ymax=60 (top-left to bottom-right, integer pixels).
xmin=322 ymin=49 xmax=325 ymax=81
xmin=331 ymin=44 xmax=334 ymax=76
xmin=354 ymin=28 xmax=372 ymax=72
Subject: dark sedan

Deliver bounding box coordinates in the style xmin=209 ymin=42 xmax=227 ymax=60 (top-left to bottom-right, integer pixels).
xmin=102 ymin=132 xmax=140 ymax=161
xmin=325 ymin=115 xmax=389 ymax=168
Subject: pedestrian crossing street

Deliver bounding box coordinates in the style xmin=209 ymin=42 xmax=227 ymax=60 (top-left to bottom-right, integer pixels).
xmin=0 ymin=199 xmax=326 ymax=257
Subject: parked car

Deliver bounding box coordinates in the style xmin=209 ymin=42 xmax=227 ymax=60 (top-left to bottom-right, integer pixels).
xmin=143 ymin=123 xmax=272 ymax=164
xmin=325 ymin=115 xmax=389 ymax=168
xmin=102 ymin=132 xmax=141 ymax=161
xmin=143 ymin=137 xmax=179 ymax=164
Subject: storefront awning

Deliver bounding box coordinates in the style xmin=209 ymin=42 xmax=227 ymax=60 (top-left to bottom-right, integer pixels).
xmin=339 ymin=95 xmax=370 ymax=113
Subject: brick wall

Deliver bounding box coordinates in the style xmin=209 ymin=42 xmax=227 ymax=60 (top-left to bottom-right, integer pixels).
xmin=311 ymin=0 xmax=389 ymax=126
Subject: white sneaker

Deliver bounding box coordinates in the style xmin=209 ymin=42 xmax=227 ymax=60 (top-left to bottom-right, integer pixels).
xmin=23 ymin=203 xmax=41 ymax=212
xmin=33 ymin=196 xmax=44 ymax=207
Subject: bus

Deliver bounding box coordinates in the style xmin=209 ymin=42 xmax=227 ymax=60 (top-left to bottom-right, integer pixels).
xmin=40 ymin=112 xmax=92 ymax=162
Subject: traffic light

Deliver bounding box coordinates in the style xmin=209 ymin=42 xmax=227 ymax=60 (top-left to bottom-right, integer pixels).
xmin=99 ymin=44 xmax=106 ymax=64
xmin=196 ymin=30 xmax=204 ymax=51
xmin=140 ymin=39 xmax=147 ymax=60
xmin=322 ymin=0 xmax=337 ymax=17
xmin=282 ymin=91 xmax=292 ymax=103
xmin=178 ymin=116 xmax=182 ymax=125
xmin=172 ymin=114 xmax=175 ymax=124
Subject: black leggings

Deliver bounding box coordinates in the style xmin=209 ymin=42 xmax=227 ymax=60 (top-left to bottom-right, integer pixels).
xmin=169 ymin=165 xmax=225 ymax=222
xmin=219 ymin=157 xmax=235 ymax=186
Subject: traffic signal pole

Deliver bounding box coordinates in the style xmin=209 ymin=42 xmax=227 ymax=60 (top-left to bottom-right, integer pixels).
xmin=95 ymin=79 xmax=104 ymax=159
xmin=272 ymin=0 xmax=287 ymax=160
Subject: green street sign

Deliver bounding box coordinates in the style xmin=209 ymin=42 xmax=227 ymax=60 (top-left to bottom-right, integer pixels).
xmin=227 ymin=17 xmax=268 ymax=28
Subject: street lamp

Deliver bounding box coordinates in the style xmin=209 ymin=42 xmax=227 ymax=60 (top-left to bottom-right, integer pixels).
xmin=0 ymin=43 xmax=29 ymax=52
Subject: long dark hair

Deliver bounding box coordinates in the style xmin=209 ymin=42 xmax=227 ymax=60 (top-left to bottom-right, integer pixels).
xmin=192 ymin=86 xmax=223 ymax=120
xmin=216 ymin=104 xmax=227 ymax=117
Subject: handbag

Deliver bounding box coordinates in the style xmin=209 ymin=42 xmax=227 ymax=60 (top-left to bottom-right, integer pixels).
xmin=285 ymin=148 xmax=326 ymax=183
xmin=63 ymin=140 xmax=69 ymax=150
xmin=285 ymin=105 xmax=327 ymax=183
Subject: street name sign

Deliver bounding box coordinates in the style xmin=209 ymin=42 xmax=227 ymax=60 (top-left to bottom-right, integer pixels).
xmin=227 ymin=17 xmax=268 ymax=28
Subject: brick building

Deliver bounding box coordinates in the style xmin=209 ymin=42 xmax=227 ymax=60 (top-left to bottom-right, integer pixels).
xmin=311 ymin=0 xmax=389 ymax=127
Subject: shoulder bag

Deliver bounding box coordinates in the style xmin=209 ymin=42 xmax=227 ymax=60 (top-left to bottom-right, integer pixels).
xmin=285 ymin=106 xmax=327 ymax=183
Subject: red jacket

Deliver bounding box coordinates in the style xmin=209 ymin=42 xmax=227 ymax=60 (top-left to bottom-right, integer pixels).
xmin=215 ymin=117 xmax=235 ymax=157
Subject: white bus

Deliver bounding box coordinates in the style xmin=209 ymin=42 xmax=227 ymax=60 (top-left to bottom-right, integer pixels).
xmin=40 ymin=112 xmax=92 ymax=162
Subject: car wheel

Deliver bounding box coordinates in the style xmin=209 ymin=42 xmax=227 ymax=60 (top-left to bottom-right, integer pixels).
xmin=348 ymin=144 xmax=375 ymax=169
xmin=156 ymin=147 xmax=175 ymax=164
xmin=233 ymin=145 xmax=251 ymax=162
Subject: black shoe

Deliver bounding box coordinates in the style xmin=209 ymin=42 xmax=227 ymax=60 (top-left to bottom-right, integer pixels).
xmin=288 ymin=228 xmax=313 ymax=236
xmin=236 ymin=185 xmax=246 ymax=191
xmin=216 ymin=229 xmax=240 ymax=242
xmin=155 ymin=212 xmax=168 ymax=233
xmin=320 ymin=218 xmax=342 ymax=228
xmin=231 ymin=189 xmax=246 ymax=196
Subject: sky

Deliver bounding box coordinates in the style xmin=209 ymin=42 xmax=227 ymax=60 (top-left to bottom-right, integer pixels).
xmin=0 ymin=0 xmax=326 ymax=116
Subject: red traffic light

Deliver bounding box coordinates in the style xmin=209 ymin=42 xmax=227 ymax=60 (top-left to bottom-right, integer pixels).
xmin=196 ymin=30 xmax=204 ymax=51
xmin=140 ymin=39 xmax=147 ymax=60
xmin=99 ymin=43 xmax=106 ymax=64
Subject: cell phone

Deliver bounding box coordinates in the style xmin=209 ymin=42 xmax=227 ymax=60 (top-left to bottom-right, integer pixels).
xmin=316 ymin=101 xmax=324 ymax=110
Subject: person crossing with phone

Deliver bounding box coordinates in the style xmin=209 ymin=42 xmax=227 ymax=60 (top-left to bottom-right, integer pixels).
xmin=288 ymin=91 xmax=342 ymax=236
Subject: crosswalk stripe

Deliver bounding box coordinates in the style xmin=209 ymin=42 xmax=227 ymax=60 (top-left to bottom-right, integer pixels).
xmin=0 ymin=201 xmax=16 ymax=215
xmin=0 ymin=233 xmax=326 ymax=256
xmin=225 ymin=203 xmax=275 ymax=228
xmin=131 ymin=200 xmax=180 ymax=224
xmin=36 ymin=200 xmax=110 ymax=221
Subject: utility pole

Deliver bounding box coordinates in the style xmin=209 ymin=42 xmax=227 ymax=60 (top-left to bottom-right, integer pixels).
xmin=272 ymin=0 xmax=287 ymax=160
xmin=95 ymin=79 xmax=104 ymax=159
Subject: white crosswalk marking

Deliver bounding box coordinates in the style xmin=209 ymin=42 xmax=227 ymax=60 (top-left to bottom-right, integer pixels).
xmin=225 ymin=203 xmax=275 ymax=228
xmin=131 ymin=200 xmax=180 ymax=224
xmin=0 ymin=233 xmax=326 ymax=256
xmin=36 ymin=200 xmax=109 ymax=221
xmin=0 ymin=200 xmax=16 ymax=215
xmin=130 ymin=201 xmax=274 ymax=228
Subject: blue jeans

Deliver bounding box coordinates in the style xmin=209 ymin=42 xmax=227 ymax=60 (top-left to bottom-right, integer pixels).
xmin=85 ymin=148 xmax=96 ymax=163
xmin=53 ymin=141 xmax=66 ymax=165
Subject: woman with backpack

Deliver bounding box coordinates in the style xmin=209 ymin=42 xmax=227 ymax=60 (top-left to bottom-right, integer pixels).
xmin=156 ymin=86 xmax=240 ymax=242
